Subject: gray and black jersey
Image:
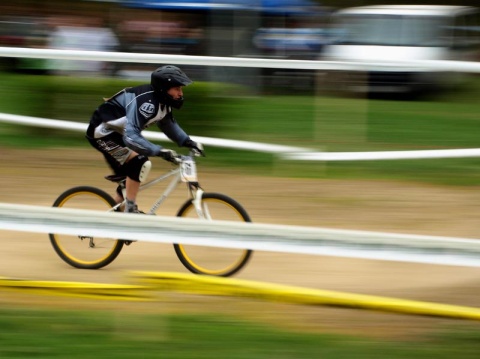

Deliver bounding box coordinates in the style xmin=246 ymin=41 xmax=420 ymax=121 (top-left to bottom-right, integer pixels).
xmin=87 ymin=84 xmax=189 ymax=157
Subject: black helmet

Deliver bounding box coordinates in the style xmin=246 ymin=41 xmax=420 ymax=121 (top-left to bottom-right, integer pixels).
xmin=151 ymin=65 xmax=192 ymax=109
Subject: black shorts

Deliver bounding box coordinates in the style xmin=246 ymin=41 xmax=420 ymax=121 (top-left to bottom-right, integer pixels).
xmin=86 ymin=132 xmax=132 ymax=176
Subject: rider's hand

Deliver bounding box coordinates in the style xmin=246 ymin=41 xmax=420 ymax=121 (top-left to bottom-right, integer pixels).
xmin=184 ymin=139 xmax=205 ymax=157
xmin=158 ymin=148 xmax=178 ymax=163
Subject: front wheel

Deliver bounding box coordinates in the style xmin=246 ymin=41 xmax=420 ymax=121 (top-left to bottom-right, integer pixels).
xmin=174 ymin=193 xmax=253 ymax=277
xmin=48 ymin=186 xmax=124 ymax=269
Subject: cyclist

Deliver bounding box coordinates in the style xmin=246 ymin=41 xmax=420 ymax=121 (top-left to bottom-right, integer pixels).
xmin=86 ymin=65 xmax=204 ymax=213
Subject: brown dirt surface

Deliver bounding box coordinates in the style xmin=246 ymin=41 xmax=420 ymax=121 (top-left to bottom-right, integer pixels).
xmin=1 ymin=147 xmax=480 ymax=338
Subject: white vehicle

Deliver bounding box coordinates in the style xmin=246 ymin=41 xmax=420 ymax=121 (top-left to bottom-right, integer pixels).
xmin=47 ymin=26 xmax=119 ymax=75
xmin=321 ymin=5 xmax=480 ymax=95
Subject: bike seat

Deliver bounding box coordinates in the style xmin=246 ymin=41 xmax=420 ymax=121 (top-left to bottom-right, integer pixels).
xmin=104 ymin=174 xmax=126 ymax=183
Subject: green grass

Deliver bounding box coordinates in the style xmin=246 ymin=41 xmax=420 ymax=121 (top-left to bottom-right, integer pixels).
xmin=0 ymin=309 xmax=479 ymax=358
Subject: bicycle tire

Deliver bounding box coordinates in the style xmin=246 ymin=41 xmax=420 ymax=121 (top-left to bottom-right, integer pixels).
xmin=173 ymin=192 xmax=253 ymax=277
xmin=49 ymin=186 xmax=124 ymax=269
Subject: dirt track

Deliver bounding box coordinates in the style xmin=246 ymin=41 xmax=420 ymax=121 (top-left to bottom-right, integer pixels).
xmin=2 ymin=147 xmax=480 ymax=337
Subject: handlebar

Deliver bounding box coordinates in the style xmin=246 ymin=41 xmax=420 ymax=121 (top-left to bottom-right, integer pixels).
xmin=173 ymin=149 xmax=204 ymax=164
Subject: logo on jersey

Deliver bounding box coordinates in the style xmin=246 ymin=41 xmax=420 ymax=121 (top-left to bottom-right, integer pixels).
xmin=139 ymin=102 xmax=155 ymax=118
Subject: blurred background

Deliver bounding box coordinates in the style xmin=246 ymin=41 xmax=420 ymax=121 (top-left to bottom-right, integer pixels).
xmin=1 ymin=0 xmax=479 ymax=90
xmin=2 ymin=1 xmax=480 ymax=357
xmin=1 ymin=0 xmax=480 ymax=183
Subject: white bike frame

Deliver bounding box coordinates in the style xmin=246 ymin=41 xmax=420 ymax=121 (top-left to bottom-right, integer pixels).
xmin=110 ymin=153 xmax=207 ymax=218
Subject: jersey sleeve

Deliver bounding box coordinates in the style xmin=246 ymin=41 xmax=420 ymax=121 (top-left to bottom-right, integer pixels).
xmin=158 ymin=113 xmax=189 ymax=147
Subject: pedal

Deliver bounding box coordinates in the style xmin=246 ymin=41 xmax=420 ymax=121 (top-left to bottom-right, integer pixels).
xmin=123 ymin=240 xmax=137 ymax=246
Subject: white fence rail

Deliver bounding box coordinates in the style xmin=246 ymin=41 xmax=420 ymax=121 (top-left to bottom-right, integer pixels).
xmin=0 ymin=112 xmax=309 ymax=154
xmin=2 ymin=46 xmax=480 ymax=73
xmin=2 ymin=202 xmax=480 ymax=268
xmin=3 ymin=112 xmax=480 ymax=161
xmin=283 ymin=148 xmax=480 ymax=161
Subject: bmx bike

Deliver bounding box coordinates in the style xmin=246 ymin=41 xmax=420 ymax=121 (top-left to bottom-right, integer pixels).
xmin=48 ymin=150 xmax=253 ymax=277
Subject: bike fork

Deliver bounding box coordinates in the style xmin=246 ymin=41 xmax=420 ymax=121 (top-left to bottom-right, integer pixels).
xmin=192 ymin=188 xmax=211 ymax=220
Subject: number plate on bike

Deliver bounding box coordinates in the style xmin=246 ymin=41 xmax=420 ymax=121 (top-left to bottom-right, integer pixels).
xmin=181 ymin=158 xmax=197 ymax=182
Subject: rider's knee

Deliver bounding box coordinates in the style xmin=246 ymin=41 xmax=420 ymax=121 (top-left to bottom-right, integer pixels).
xmin=125 ymin=155 xmax=151 ymax=182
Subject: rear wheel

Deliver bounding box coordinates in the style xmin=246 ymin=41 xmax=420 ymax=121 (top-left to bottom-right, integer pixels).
xmin=174 ymin=193 xmax=253 ymax=277
xmin=49 ymin=186 xmax=124 ymax=269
